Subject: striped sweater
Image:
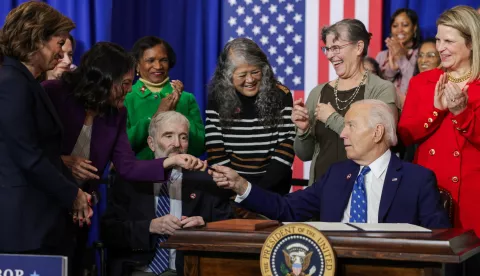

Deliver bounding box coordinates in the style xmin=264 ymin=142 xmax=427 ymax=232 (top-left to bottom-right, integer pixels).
xmin=205 ymin=85 xmax=295 ymax=195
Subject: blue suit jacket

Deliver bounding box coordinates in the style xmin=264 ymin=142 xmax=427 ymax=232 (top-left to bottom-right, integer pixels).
xmin=242 ymin=153 xmax=451 ymax=229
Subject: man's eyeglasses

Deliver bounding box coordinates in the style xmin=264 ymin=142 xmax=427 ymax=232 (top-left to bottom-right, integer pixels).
xmin=321 ymin=42 xmax=354 ymax=55
xmin=418 ymin=52 xmax=438 ymax=58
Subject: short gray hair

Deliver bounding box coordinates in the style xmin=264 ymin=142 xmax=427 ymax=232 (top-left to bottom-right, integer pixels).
xmin=352 ymin=99 xmax=398 ymax=147
xmin=148 ymin=111 xmax=190 ymax=138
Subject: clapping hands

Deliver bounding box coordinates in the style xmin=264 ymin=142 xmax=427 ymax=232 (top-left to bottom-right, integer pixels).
xmin=385 ymin=37 xmax=407 ymax=71
xmin=434 ymin=73 xmax=469 ymax=115
xmin=155 ymin=80 xmax=184 ymax=114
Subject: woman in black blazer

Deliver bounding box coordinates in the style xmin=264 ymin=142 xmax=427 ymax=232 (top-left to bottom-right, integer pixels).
xmin=0 ymin=2 xmax=91 ymax=255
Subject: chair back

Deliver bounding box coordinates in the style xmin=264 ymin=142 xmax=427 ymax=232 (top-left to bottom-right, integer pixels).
xmin=438 ymin=187 xmax=454 ymax=225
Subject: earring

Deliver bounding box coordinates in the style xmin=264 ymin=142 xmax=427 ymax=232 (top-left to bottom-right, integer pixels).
xmin=136 ymin=71 xmax=139 ymax=77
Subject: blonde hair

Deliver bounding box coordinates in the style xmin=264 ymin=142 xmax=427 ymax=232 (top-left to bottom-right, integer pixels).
xmin=437 ymin=5 xmax=480 ymax=82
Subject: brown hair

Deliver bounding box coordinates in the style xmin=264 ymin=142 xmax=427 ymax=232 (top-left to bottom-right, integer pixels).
xmin=321 ymin=19 xmax=372 ymax=57
xmin=0 ymin=1 xmax=75 ymax=62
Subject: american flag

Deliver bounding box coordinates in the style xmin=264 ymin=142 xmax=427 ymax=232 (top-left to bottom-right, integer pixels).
xmin=223 ymin=0 xmax=383 ymax=190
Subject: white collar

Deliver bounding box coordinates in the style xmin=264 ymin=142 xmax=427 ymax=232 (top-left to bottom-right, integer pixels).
xmin=360 ymin=150 xmax=391 ymax=179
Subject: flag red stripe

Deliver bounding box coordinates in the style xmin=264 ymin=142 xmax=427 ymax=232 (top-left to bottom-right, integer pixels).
xmin=343 ymin=0 xmax=355 ymax=19
xmin=318 ymin=0 xmax=330 ymax=84
xmin=369 ymin=0 xmax=383 ymax=58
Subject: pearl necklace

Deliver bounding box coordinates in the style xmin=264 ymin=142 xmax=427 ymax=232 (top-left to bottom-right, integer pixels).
xmin=447 ymin=71 xmax=471 ymax=83
xmin=333 ymin=70 xmax=368 ymax=111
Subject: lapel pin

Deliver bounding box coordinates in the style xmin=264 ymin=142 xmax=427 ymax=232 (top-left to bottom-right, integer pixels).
xmin=392 ymin=178 xmax=398 ymax=182
xmin=190 ymin=193 xmax=196 ymax=199
xmin=346 ymin=174 xmax=352 ymax=180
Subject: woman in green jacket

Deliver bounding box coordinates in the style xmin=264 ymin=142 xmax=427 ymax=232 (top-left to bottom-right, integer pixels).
xmin=125 ymin=36 xmax=205 ymax=159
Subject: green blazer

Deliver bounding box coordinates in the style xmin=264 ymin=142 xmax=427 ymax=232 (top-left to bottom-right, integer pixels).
xmin=125 ymin=80 xmax=205 ymax=159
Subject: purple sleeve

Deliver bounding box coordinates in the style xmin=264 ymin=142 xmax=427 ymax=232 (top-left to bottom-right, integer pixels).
xmin=111 ymin=110 xmax=169 ymax=182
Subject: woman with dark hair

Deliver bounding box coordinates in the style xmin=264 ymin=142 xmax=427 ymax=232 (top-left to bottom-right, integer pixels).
xmin=205 ymin=38 xmax=295 ymax=196
xmin=376 ymin=8 xmax=421 ymax=109
xmin=44 ymin=42 xmax=204 ymax=186
xmin=43 ymin=41 xmax=205 ymax=275
xmin=414 ymin=38 xmax=441 ymax=75
xmin=126 ymin=36 xmax=204 ymax=159
xmin=293 ymin=19 xmax=396 ymax=185
xmin=0 ymin=1 xmax=90 ymax=256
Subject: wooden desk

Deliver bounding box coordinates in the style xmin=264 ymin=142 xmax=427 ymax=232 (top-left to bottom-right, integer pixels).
xmin=163 ymin=220 xmax=480 ymax=276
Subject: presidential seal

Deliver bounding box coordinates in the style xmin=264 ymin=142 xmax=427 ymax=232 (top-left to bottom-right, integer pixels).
xmin=260 ymin=223 xmax=335 ymax=276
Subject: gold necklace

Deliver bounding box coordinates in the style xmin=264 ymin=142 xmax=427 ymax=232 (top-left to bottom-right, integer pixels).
xmin=448 ymin=71 xmax=471 ymax=83
xmin=333 ymin=70 xmax=368 ymax=111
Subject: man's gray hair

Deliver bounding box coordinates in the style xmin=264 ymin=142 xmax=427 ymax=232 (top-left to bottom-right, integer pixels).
xmin=352 ymin=99 xmax=398 ymax=147
xmin=148 ymin=111 xmax=190 ymax=138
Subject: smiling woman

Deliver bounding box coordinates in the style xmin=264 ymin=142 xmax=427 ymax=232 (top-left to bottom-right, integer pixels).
xmin=415 ymin=38 xmax=441 ymax=75
xmin=125 ymin=36 xmax=205 ymax=159
xmin=205 ymin=38 xmax=295 ymax=199
xmin=399 ymin=5 xmax=480 ymax=242
xmin=293 ymin=19 xmax=397 ymax=185
xmin=376 ymin=8 xmax=421 ymax=109
xmin=0 ymin=0 xmax=91 ymax=265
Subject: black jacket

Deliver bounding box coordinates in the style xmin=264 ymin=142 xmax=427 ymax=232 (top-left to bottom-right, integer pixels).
xmin=0 ymin=57 xmax=79 ymax=252
xmin=101 ymin=170 xmax=233 ymax=275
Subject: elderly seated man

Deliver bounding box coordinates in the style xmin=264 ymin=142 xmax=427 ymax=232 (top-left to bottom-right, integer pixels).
xmin=101 ymin=111 xmax=232 ymax=276
xmin=209 ymin=100 xmax=450 ymax=229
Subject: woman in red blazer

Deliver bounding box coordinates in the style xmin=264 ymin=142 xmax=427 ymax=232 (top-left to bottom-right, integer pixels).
xmin=398 ymin=6 xmax=480 ymax=235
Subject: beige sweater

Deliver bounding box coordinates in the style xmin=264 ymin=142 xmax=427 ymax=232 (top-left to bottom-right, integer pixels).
xmin=293 ymin=72 xmax=397 ymax=185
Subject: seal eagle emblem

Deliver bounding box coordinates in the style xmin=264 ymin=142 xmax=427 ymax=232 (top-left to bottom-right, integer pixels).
xmin=260 ymin=223 xmax=335 ymax=276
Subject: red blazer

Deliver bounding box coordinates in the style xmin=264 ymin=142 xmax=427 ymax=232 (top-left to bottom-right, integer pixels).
xmin=398 ymin=68 xmax=480 ymax=235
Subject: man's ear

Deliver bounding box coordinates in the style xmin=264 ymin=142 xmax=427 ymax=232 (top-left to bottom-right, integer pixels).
xmin=373 ymin=124 xmax=385 ymax=144
xmin=147 ymin=136 xmax=155 ymax=152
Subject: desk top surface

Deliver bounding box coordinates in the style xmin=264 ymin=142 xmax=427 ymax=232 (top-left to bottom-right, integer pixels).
xmin=163 ymin=220 xmax=480 ymax=263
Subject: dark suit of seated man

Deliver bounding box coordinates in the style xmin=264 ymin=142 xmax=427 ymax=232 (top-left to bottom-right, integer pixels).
xmin=209 ymin=100 xmax=451 ymax=229
xmin=101 ymin=111 xmax=232 ymax=276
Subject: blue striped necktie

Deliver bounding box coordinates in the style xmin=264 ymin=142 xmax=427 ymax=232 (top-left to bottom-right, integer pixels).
xmin=149 ymin=182 xmax=170 ymax=274
xmin=349 ymin=166 xmax=371 ymax=223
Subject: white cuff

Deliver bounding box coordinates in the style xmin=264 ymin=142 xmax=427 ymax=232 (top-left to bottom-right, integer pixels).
xmin=234 ymin=182 xmax=252 ymax=203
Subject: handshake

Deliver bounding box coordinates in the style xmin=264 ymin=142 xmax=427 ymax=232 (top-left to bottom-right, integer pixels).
xmin=163 ymin=153 xmax=208 ymax=171
xmin=70 ymin=153 xmax=209 ymax=227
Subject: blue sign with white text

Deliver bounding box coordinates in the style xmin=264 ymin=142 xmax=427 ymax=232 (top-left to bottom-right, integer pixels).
xmin=0 ymin=254 xmax=67 ymax=276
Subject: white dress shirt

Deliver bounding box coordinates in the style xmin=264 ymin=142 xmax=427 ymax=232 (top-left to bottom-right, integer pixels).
xmin=236 ymin=150 xmax=392 ymax=224
xmin=341 ymin=150 xmax=391 ymax=223
xmin=146 ymin=168 xmax=182 ymax=271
